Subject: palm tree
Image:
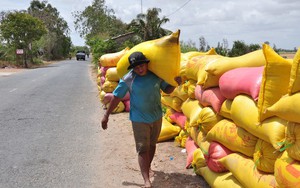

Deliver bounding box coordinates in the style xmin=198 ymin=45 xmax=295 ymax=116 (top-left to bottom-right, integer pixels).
xmin=128 ymin=8 xmax=171 ymax=41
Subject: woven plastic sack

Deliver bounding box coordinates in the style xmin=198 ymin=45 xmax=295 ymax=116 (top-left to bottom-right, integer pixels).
xmin=99 ymin=47 xmax=129 ymax=67
xmin=253 ymin=139 xmax=281 ymax=173
xmin=284 ymin=122 xmax=300 ymax=161
xmin=198 ymin=166 xmax=243 ymax=187
xmin=105 ymin=67 xmax=120 ymax=82
xmin=185 ymin=137 xmax=199 ymax=169
xmin=231 ymin=94 xmax=286 ymax=150
xmin=205 ymin=141 xmax=232 ymax=173
xmin=181 ymin=98 xmax=200 ymax=119
xmin=195 ymin=85 xmax=226 ymax=113
xmin=288 ymin=47 xmax=300 ymax=94
xmin=197 ymin=107 xmax=222 ymax=134
xmin=274 ymin=151 xmax=300 ymax=188
xmin=117 ymin=30 xmax=181 ymax=86
xmin=206 ymin=119 xmax=258 ymax=157
xmin=266 ymin=92 xmax=300 ymax=124
xmin=219 ymin=99 xmax=232 ymax=120
xmin=205 ymin=49 xmax=266 ymax=76
xmin=219 ymin=153 xmax=277 ymax=188
xmin=158 ymin=118 xmax=181 ymax=142
xmin=219 ymin=66 xmax=264 ymax=101
xmin=257 ymin=44 xmax=292 ymax=122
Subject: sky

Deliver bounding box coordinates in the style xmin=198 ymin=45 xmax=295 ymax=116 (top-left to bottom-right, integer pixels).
xmin=1 ymin=0 xmax=299 ymax=50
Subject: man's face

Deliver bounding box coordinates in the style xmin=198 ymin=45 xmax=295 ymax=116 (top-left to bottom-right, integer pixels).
xmin=133 ymin=63 xmax=148 ymax=76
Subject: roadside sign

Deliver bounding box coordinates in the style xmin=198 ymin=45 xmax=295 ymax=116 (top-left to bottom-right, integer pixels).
xmin=16 ymin=49 xmax=24 ymax=55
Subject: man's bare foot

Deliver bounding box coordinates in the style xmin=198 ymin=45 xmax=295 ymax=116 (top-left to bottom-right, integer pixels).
xmin=141 ymin=181 xmax=151 ymax=188
xmin=149 ymin=169 xmax=155 ymax=178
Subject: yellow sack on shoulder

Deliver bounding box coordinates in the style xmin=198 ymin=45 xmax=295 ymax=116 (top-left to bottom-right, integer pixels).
xmin=116 ymin=30 xmax=181 ymax=86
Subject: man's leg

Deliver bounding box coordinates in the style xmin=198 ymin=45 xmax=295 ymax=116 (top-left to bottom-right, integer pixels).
xmin=138 ymin=151 xmax=151 ymax=187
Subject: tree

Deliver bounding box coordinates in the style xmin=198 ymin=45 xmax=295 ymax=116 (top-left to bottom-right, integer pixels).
xmin=128 ymin=8 xmax=170 ymax=41
xmin=215 ymin=38 xmax=229 ymax=56
xmin=73 ymin=0 xmax=126 ymax=40
xmin=180 ymin=40 xmax=198 ymax=53
xmin=199 ymin=36 xmax=206 ymax=52
xmin=28 ymin=0 xmax=71 ymax=60
xmin=0 ymin=11 xmax=47 ymax=67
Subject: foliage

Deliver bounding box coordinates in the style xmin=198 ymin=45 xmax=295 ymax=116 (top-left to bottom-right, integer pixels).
xmin=73 ymin=0 xmax=126 ymax=40
xmin=28 ymin=0 xmax=71 ymax=60
xmin=0 ymin=11 xmax=47 ymax=67
xmin=86 ymin=36 xmax=118 ymax=66
xmin=128 ymin=8 xmax=171 ymax=41
xmin=180 ymin=40 xmax=198 ymax=53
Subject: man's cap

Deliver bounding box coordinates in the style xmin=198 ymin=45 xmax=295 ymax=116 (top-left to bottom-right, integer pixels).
xmin=127 ymin=51 xmax=150 ymax=70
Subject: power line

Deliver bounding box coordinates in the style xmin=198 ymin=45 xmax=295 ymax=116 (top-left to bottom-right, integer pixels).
xmin=166 ymin=0 xmax=192 ymax=17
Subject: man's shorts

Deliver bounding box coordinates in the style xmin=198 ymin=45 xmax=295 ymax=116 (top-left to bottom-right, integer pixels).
xmin=132 ymin=118 xmax=162 ymax=154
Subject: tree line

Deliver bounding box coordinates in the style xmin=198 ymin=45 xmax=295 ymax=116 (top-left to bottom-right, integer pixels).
xmin=1 ymin=0 xmax=296 ymax=68
xmin=0 ymin=0 xmax=78 ymax=68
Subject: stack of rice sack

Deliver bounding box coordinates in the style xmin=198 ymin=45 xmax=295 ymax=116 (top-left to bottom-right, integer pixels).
xmin=116 ymin=30 xmax=183 ymax=142
xmin=98 ymin=47 xmax=130 ymax=113
xmin=184 ymin=44 xmax=300 ymax=188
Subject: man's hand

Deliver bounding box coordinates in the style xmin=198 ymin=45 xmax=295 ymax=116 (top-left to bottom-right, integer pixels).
xmin=174 ymin=76 xmax=182 ymax=86
xmin=101 ymin=115 xmax=109 ymax=130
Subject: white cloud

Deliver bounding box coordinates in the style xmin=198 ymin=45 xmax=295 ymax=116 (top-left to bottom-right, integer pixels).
xmin=1 ymin=0 xmax=299 ymax=49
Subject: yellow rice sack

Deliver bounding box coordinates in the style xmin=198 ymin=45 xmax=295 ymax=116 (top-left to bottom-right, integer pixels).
xmin=102 ymin=80 xmax=119 ymax=93
xmin=288 ymin=47 xmax=300 ymax=94
xmin=158 ymin=118 xmax=181 ymax=142
xmin=197 ymin=107 xmax=222 ymax=134
xmin=196 ymin=130 xmax=210 ymax=155
xmin=196 ymin=55 xmax=222 ymax=88
xmin=219 ymin=99 xmax=232 ymax=120
xmin=174 ymin=129 xmax=188 ymax=148
xmin=117 ymin=30 xmax=181 ymax=86
xmin=206 ymin=119 xmax=258 ymax=157
xmin=181 ymin=98 xmax=200 ymax=119
xmin=219 ymin=153 xmax=277 ymax=188
xmin=105 ymin=67 xmax=120 ymax=82
xmin=205 ymin=49 xmax=266 ymax=76
xmin=274 ymin=151 xmax=300 ymax=188
xmin=99 ymin=47 xmax=129 ymax=67
xmin=161 ymin=95 xmax=183 ymax=112
xmin=191 ymin=148 xmax=206 ymax=173
xmin=183 ymin=79 xmax=196 ymax=99
xmin=284 ymin=122 xmax=300 ymax=161
xmin=180 ymin=48 xmax=217 ymax=81
xmin=169 ymin=85 xmax=189 ymax=102
xmin=231 ymin=94 xmax=286 ymax=150
xmin=253 ymin=139 xmax=281 ymax=173
xmin=198 ymin=166 xmax=243 ymax=188
xmin=266 ymin=92 xmax=300 ymax=124
xmin=257 ymin=44 xmax=292 ymax=122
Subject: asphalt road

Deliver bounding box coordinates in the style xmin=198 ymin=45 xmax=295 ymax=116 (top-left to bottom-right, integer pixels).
xmin=0 ymin=58 xmax=104 ymax=187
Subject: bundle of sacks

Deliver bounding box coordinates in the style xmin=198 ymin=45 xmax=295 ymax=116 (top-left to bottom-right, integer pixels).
xmin=162 ymin=43 xmax=300 ymax=187
xmin=97 ymin=47 xmax=130 ymax=113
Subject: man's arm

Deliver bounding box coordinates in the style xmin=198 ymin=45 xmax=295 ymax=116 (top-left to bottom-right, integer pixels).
xmin=163 ymin=76 xmax=182 ymax=94
xmin=101 ymin=95 xmax=122 ymax=130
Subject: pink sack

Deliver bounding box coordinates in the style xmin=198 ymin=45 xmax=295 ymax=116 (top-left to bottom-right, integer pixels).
xmin=205 ymin=141 xmax=232 ymax=172
xmin=195 ymin=85 xmax=226 ymax=113
xmin=219 ymin=66 xmax=264 ymax=101
xmin=169 ymin=111 xmax=187 ymax=129
xmin=185 ymin=137 xmax=199 ymax=169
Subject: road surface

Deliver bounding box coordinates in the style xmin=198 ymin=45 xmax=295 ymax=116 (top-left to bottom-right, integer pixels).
xmin=0 ymin=59 xmax=104 ymax=187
